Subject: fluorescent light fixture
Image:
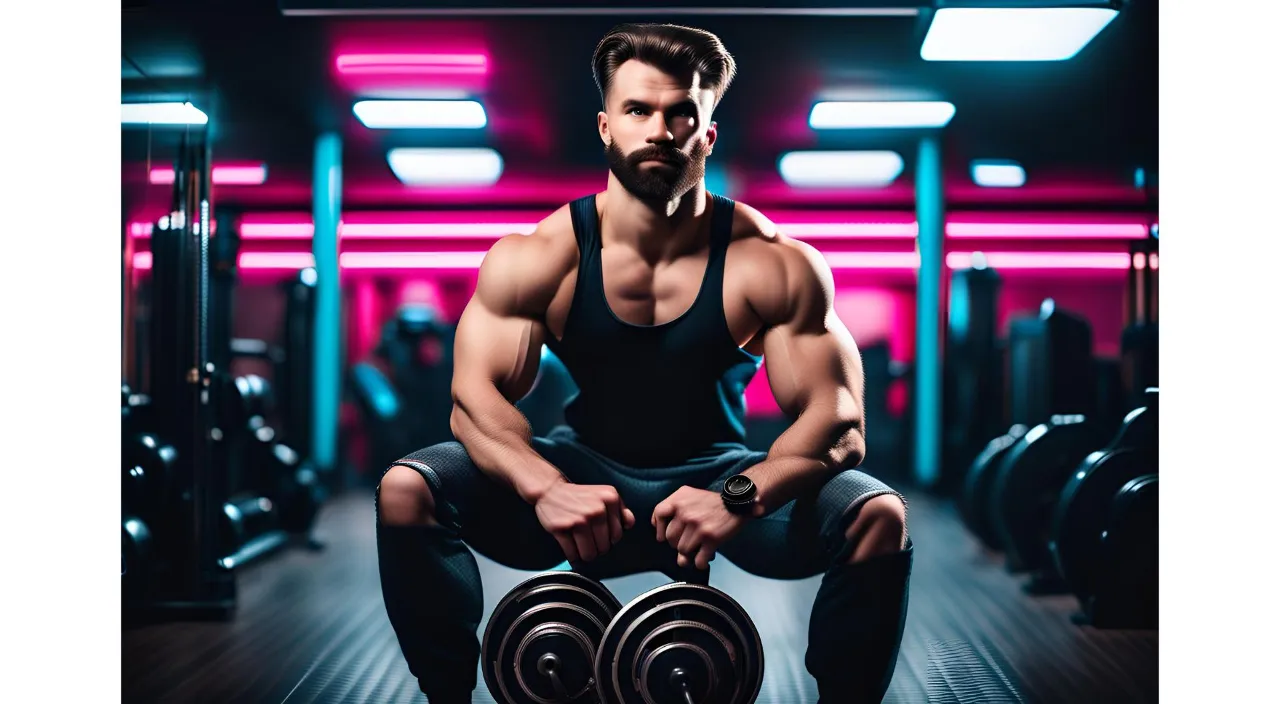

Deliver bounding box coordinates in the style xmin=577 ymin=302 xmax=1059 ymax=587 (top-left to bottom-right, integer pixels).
xmin=132 ymin=252 xmax=315 ymax=270
xmin=336 ymin=53 xmax=488 ymax=75
xmin=945 ymin=251 xmax=1131 ymax=270
xmin=339 ymin=252 xmax=488 ymax=269
xmin=946 ymin=222 xmax=1147 ymax=239
xmin=240 ymin=222 xmax=316 ymax=238
xmin=824 ymin=252 xmax=921 ymax=270
xmin=921 ymin=7 xmax=1120 ymax=62
xmin=387 ymin=148 xmax=504 ymax=186
xmin=130 ymin=214 xmax=1152 ymax=242
xmin=135 ymin=249 xmax=1135 ymax=273
xmin=779 ymin=222 xmax=918 ymax=238
xmin=149 ymin=164 xmax=268 ymax=186
xmin=809 ymin=101 xmax=956 ymax=129
xmin=121 ymin=102 xmax=208 ymax=126
xmin=353 ymin=100 xmax=487 ymax=129
xmin=778 ymin=151 xmax=904 ymax=188
xmin=341 ymin=222 xmax=536 ymax=238
xmin=971 ymin=160 xmax=1026 ymax=188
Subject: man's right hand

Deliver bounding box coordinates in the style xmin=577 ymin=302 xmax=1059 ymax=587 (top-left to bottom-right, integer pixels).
xmin=533 ymin=481 xmax=636 ymax=563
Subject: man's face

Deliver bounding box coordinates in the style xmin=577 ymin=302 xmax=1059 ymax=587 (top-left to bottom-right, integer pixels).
xmin=599 ymin=59 xmax=718 ymax=203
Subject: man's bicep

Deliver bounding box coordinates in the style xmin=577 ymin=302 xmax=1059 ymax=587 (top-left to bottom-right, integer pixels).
xmin=452 ymin=238 xmax=548 ymax=403
xmin=760 ymin=241 xmax=864 ymax=418
xmin=762 ymin=320 xmax=862 ymax=418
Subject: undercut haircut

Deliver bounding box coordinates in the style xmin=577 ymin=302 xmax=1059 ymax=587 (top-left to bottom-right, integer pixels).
xmin=591 ymin=23 xmax=738 ymax=109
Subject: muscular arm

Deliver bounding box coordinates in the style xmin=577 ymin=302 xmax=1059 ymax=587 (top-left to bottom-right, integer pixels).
xmin=740 ymin=239 xmax=866 ymax=514
xmin=449 ymin=233 xmax=570 ymax=505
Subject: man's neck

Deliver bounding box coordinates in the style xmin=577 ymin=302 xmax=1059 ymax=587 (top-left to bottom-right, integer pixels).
xmin=601 ymin=175 xmax=712 ymax=261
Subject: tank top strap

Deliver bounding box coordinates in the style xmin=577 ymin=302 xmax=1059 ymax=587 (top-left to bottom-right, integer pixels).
xmin=568 ymin=194 xmax=600 ymax=266
xmin=705 ymin=193 xmax=736 ymax=293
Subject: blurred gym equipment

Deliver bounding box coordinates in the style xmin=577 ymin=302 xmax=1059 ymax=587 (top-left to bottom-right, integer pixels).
xmin=943 ymin=259 xmax=1005 ymax=493
xmin=348 ymin=304 xmax=456 ymax=475
xmin=1050 ymin=388 xmax=1158 ymax=625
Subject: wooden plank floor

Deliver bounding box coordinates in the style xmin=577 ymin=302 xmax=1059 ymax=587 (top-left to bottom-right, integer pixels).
xmin=123 ymin=490 xmax=1157 ymax=703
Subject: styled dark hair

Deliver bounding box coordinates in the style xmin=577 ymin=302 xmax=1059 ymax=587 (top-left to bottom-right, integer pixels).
xmin=591 ymin=23 xmax=737 ymax=108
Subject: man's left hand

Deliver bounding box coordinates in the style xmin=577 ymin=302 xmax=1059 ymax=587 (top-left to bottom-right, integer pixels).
xmin=652 ymin=486 xmax=761 ymax=570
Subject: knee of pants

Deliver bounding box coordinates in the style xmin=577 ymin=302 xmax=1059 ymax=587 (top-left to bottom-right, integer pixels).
xmin=841 ymin=493 xmax=909 ymax=561
xmin=376 ymin=441 xmax=469 ymax=526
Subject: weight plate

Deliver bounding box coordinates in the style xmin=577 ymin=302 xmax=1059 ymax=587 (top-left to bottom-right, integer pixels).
xmin=990 ymin=417 xmax=1107 ymax=573
xmin=1050 ymin=447 xmax=1155 ymax=603
xmin=961 ymin=425 xmax=1028 ymax=550
xmin=483 ymin=571 xmax=622 ymax=704
xmin=596 ymin=583 xmax=763 ymax=704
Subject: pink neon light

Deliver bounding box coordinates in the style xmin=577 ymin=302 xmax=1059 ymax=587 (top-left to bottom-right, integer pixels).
xmin=1132 ymin=253 xmax=1146 ymax=270
xmin=341 ymin=222 xmax=536 ymax=238
xmin=1150 ymin=254 xmax=1159 ymax=270
xmin=240 ymin=222 xmax=316 ymax=238
xmin=134 ymin=249 xmax=1134 ymax=273
xmin=946 ymin=223 xmax=1149 ymax=239
xmin=239 ymin=252 xmax=316 ymax=269
xmin=149 ymin=165 xmax=267 ymax=186
xmin=132 ymin=252 xmax=314 ymax=270
xmin=339 ymin=251 xmax=487 ymax=269
xmin=823 ymin=252 xmax=920 ymax=269
xmin=336 ymin=53 xmax=488 ymax=75
xmin=946 ymin=252 xmax=1132 ymax=270
xmin=779 ymin=222 xmax=917 ymax=238
xmin=131 ymin=223 xmax=153 ymax=237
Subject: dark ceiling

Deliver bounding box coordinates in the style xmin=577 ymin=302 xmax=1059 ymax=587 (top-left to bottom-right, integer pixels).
xmin=121 ymin=0 xmax=1158 ymax=214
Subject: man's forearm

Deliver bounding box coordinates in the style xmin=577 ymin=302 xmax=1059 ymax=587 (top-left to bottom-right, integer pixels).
xmin=741 ymin=406 xmax=864 ymax=514
xmin=449 ymin=383 xmax=566 ymax=504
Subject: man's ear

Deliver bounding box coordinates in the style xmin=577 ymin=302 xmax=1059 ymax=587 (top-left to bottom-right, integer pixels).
xmin=598 ymin=111 xmax=610 ymax=145
xmin=706 ymin=121 xmax=718 ymax=155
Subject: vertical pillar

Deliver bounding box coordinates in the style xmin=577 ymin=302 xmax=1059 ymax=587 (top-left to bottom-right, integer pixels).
xmin=312 ymin=132 xmax=342 ymax=474
xmin=914 ymin=132 xmax=944 ymax=487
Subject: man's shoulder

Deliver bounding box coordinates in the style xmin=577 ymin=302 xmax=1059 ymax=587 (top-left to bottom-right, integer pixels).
xmin=486 ymin=202 xmax=579 ymax=269
xmin=727 ymin=199 xmax=822 ymax=272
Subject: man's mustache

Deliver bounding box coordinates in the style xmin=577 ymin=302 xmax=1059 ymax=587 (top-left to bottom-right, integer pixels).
xmin=627 ymin=147 xmax=687 ymax=165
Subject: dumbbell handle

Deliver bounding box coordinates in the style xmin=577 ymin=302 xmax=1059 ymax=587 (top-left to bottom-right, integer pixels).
xmin=670 ymin=668 xmax=696 ymax=704
xmin=537 ymin=653 xmax=572 ymax=701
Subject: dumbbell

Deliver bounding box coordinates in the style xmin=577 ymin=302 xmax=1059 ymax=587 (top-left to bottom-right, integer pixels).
xmin=122 ymin=514 xmax=153 ymax=588
xmin=960 ymin=424 xmax=1029 ymax=550
xmin=482 ymin=573 xmax=764 ymax=704
xmin=1088 ymin=474 xmax=1158 ymax=629
xmin=595 ymin=582 xmax=764 ymax=704
xmin=1049 ymin=388 xmax=1158 ymax=609
xmin=482 ymin=571 xmax=623 ymax=703
xmin=243 ymin=419 xmax=324 ymax=535
xmin=122 ymin=433 xmax=177 ymax=517
xmin=989 ymin=414 xmax=1110 ymax=582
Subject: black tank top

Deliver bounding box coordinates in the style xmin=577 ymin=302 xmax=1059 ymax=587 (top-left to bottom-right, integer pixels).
xmin=544 ymin=193 xmax=763 ymax=467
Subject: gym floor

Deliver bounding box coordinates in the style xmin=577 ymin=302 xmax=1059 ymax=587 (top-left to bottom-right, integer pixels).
xmin=122 ymin=490 xmax=1157 ymax=703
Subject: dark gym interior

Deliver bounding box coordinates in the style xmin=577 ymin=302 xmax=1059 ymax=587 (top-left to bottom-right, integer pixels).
xmin=121 ymin=1 xmax=1159 ymax=702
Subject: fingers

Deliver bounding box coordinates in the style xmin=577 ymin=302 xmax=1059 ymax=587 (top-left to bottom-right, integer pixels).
xmin=664 ymin=519 xmax=684 ymax=549
xmin=553 ymin=532 xmax=580 ymax=564
xmin=608 ymin=508 xmax=623 ymax=545
xmin=677 ymin=529 xmax=700 ymax=557
xmin=573 ymin=528 xmax=597 ymax=562
xmin=591 ymin=515 xmax=611 ymax=555
xmin=622 ymin=508 xmax=636 ymax=529
xmin=653 ymin=501 xmax=673 ymax=542
xmin=694 ymin=545 xmax=716 ymax=571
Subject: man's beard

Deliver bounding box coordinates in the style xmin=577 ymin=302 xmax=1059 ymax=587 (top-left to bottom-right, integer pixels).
xmin=605 ymin=138 xmax=708 ymax=203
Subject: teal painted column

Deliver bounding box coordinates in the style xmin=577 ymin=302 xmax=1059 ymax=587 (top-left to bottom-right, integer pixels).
xmin=312 ymin=132 xmax=342 ymax=473
xmin=914 ymin=133 xmax=944 ymax=487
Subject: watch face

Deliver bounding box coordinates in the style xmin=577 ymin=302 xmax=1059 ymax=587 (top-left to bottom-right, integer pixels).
xmin=725 ymin=475 xmax=753 ymax=496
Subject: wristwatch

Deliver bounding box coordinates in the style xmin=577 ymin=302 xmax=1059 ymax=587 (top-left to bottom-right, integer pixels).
xmin=721 ymin=474 xmax=758 ymax=515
